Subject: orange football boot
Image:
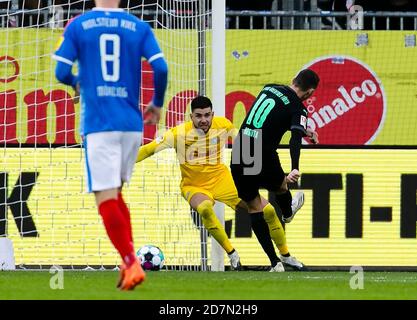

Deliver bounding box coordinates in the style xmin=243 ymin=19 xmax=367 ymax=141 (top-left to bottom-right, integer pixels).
xmin=119 ymin=258 xmax=146 ymax=291
xmin=116 ymin=263 xmax=126 ymax=289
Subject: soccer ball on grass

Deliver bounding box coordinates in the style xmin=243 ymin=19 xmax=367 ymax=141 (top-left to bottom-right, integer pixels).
xmin=136 ymin=244 xmax=165 ymax=271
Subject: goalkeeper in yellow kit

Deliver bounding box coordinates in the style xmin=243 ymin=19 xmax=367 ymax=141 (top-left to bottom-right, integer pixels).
xmin=137 ymin=96 xmax=305 ymax=271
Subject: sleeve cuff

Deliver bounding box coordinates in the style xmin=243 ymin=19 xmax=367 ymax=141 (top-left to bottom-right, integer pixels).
xmin=290 ymin=125 xmax=307 ymax=135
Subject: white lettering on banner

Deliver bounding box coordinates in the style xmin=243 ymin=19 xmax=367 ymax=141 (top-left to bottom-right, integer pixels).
xmin=307 ymin=79 xmax=378 ymax=131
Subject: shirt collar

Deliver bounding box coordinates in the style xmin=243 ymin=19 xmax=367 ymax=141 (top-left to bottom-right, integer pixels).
xmin=92 ymin=7 xmax=124 ymax=12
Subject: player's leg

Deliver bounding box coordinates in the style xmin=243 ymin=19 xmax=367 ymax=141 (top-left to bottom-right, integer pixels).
xmin=230 ymin=165 xmax=284 ymax=271
xmin=265 ymin=156 xmax=304 ymax=223
xmin=263 ymin=202 xmax=305 ymax=270
xmin=215 ymin=170 xmax=281 ymax=270
xmin=85 ymin=132 xmax=135 ymax=265
xmin=119 ymin=131 xmax=144 ymax=246
xmin=275 ymin=176 xmax=304 ymax=223
xmin=239 ymin=199 xmax=283 ymax=270
xmin=117 ymin=131 xmax=146 ymax=290
xmin=95 ymin=188 xmax=139 ymax=266
xmin=244 ymin=195 xmax=284 ymax=272
xmin=117 ymin=192 xmax=132 ymax=245
xmin=258 ymin=196 xmax=288 ymax=255
xmin=85 ymin=132 xmax=144 ymax=290
xmin=185 ymin=187 xmax=241 ymax=270
xmin=258 ymin=195 xmax=305 ymax=270
xmin=258 ymin=170 xmax=289 ymax=256
xmin=98 ymin=186 xmax=133 ymax=247
xmin=250 ymin=195 xmax=288 ymax=259
xmin=261 ymin=165 xmax=306 ymax=270
xmin=95 ymin=187 xmax=140 ymax=289
xmin=269 ymin=190 xmax=306 ymax=271
xmin=190 ymin=193 xmax=235 ymax=255
xmin=245 ymin=194 xmax=305 ymax=271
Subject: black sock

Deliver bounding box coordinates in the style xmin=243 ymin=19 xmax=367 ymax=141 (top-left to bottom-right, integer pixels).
xmin=250 ymin=212 xmax=280 ymax=267
xmin=276 ymin=191 xmax=292 ymax=219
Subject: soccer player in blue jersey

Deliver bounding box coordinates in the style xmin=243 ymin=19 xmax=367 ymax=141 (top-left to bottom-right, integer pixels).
xmin=53 ymin=0 xmax=168 ymax=291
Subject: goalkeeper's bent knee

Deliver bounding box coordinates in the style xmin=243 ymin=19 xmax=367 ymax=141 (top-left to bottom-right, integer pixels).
xmin=196 ymin=200 xmax=233 ymax=253
xmin=196 ymin=200 xmax=219 ymax=231
xmin=196 ymin=200 xmax=214 ymax=219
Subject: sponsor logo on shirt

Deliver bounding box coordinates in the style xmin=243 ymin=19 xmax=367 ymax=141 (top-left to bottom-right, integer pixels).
xmin=300 ymin=115 xmax=307 ymax=129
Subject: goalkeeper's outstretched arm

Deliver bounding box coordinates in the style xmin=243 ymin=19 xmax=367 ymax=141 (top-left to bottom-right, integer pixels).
xmin=136 ymin=130 xmax=175 ymax=162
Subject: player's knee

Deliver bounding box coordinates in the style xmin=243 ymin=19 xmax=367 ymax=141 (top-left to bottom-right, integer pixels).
xmin=235 ymin=200 xmax=248 ymax=211
xmin=263 ymin=203 xmax=277 ymax=223
xmin=196 ymin=200 xmax=219 ymax=231
xmin=196 ymin=200 xmax=214 ymax=219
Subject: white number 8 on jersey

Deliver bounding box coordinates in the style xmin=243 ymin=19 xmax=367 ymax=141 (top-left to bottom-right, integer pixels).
xmin=99 ymin=33 xmax=120 ymax=82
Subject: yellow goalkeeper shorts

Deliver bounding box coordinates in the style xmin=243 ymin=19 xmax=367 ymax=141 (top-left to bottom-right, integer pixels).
xmin=180 ymin=170 xmax=241 ymax=210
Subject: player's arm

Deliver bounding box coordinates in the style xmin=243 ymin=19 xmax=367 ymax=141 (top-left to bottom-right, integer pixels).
xmin=287 ymin=109 xmax=308 ymax=183
xmin=136 ymin=129 xmax=175 ymax=162
xmin=55 ymin=61 xmax=78 ymax=89
xmin=148 ymin=55 xmax=168 ymax=108
xmin=143 ymin=55 xmax=168 ymax=124
xmin=52 ymin=20 xmax=79 ymax=100
xmin=142 ymin=24 xmax=168 ymax=124
xmin=306 ymin=127 xmax=319 ymax=144
xmin=287 ymin=129 xmax=303 ymax=183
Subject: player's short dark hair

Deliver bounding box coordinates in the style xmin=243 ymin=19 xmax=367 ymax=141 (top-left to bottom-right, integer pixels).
xmin=191 ymin=96 xmax=212 ymax=112
xmin=293 ymin=69 xmax=320 ymax=91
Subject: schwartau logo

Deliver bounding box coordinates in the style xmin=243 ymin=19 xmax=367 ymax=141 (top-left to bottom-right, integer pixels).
xmin=302 ymin=56 xmax=386 ymax=145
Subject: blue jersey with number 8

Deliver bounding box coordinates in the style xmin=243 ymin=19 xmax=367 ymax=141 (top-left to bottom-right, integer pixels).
xmin=54 ymin=8 xmax=163 ymax=135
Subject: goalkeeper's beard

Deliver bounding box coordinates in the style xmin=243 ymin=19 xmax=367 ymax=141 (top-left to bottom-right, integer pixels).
xmin=197 ymin=122 xmax=211 ymax=133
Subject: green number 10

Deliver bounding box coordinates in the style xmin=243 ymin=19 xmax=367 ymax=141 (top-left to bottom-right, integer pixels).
xmin=245 ymin=93 xmax=276 ymax=128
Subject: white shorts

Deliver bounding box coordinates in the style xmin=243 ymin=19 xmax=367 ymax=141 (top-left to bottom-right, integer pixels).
xmin=84 ymin=131 xmax=142 ymax=193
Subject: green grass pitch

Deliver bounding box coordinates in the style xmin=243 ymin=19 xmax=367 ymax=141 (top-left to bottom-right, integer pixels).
xmin=1 ymin=271 xmax=416 ymax=300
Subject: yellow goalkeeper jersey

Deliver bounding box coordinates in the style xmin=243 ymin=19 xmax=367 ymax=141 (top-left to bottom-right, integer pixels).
xmin=137 ymin=116 xmax=237 ymax=186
